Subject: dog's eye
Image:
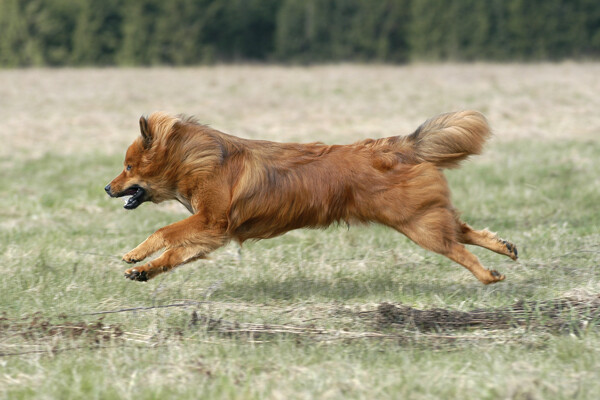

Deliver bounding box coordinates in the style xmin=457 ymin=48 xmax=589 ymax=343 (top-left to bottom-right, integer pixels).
xmin=126 ymin=165 xmax=132 ymax=171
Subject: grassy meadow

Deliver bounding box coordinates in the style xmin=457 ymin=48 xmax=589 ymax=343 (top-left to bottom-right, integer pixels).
xmin=1 ymin=64 xmax=600 ymax=399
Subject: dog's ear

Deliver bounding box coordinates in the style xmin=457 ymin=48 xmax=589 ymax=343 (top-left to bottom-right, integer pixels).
xmin=139 ymin=116 xmax=152 ymax=148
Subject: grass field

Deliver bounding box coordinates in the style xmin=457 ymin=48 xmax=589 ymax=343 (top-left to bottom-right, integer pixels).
xmin=1 ymin=64 xmax=600 ymax=399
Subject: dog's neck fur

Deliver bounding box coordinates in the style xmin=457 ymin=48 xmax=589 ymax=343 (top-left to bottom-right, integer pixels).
xmin=176 ymin=191 xmax=195 ymax=214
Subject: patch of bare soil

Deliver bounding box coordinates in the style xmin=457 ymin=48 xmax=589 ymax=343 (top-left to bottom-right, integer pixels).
xmin=0 ymin=312 xmax=124 ymax=343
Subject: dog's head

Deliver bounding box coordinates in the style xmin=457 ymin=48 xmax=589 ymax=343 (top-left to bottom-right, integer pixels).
xmin=105 ymin=114 xmax=178 ymax=209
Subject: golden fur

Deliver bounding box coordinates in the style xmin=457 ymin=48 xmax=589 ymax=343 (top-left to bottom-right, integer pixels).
xmin=106 ymin=111 xmax=518 ymax=284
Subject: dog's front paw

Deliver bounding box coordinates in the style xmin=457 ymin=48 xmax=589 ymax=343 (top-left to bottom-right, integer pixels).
xmin=123 ymin=250 xmax=144 ymax=264
xmin=501 ymin=240 xmax=518 ymax=261
xmin=483 ymin=269 xmax=506 ymax=285
xmin=124 ymin=267 xmax=149 ymax=282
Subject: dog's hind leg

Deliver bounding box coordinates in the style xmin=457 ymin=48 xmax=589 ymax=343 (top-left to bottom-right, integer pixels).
xmin=457 ymin=221 xmax=518 ymax=261
xmin=441 ymin=243 xmax=505 ymax=284
xmin=396 ymin=208 xmax=505 ymax=285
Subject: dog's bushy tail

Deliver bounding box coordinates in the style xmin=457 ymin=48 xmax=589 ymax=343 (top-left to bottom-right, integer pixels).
xmin=407 ymin=110 xmax=492 ymax=169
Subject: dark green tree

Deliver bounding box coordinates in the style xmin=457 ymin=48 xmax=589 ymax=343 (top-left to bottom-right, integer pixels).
xmin=72 ymin=0 xmax=123 ymax=65
xmin=117 ymin=0 xmax=162 ymax=65
xmin=152 ymin=0 xmax=206 ymax=65
xmin=1 ymin=0 xmax=600 ymax=66
xmin=0 ymin=0 xmax=30 ymax=66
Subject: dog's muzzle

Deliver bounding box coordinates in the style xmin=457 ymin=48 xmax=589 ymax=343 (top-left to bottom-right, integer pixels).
xmin=105 ymin=184 xmax=147 ymax=210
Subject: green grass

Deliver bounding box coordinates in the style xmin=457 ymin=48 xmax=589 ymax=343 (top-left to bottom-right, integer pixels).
xmin=1 ymin=139 xmax=600 ymax=399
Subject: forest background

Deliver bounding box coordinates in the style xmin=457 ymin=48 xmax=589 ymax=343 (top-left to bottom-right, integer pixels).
xmin=1 ymin=0 xmax=599 ymax=67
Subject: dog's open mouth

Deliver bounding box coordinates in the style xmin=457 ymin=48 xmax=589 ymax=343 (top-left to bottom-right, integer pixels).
xmin=118 ymin=185 xmax=147 ymax=210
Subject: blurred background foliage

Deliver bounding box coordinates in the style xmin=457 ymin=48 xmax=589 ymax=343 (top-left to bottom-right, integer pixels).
xmin=0 ymin=0 xmax=599 ymax=66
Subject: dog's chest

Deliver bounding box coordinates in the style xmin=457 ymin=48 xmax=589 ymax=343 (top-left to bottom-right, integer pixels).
xmin=176 ymin=193 xmax=195 ymax=214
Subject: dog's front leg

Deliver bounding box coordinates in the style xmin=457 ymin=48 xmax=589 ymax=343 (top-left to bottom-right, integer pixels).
xmin=122 ymin=213 xmax=224 ymax=263
xmin=122 ymin=232 xmax=165 ymax=264
xmin=124 ymin=236 xmax=226 ymax=281
xmin=122 ymin=214 xmax=228 ymax=280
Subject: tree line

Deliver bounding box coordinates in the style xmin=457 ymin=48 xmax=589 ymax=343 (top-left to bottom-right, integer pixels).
xmin=1 ymin=0 xmax=599 ymax=66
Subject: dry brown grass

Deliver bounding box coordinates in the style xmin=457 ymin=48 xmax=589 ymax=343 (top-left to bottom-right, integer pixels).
xmin=2 ymin=63 xmax=599 ymax=161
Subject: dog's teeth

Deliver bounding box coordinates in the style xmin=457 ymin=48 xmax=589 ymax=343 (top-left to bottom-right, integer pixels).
xmin=123 ymin=196 xmax=131 ymax=205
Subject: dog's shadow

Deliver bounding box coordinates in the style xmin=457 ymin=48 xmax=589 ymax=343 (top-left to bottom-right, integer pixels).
xmin=220 ymin=272 xmax=531 ymax=302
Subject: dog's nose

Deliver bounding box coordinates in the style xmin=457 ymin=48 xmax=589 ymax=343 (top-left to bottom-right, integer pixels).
xmin=104 ymin=184 xmax=112 ymax=195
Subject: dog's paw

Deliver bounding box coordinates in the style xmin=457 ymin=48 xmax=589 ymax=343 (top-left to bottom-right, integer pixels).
xmin=485 ymin=269 xmax=505 ymax=284
xmin=123 ymin=251 xmax=143 ymax=264
xmin=501 ymin=240 xmax=518 ymax=261
xmin=124 ymin=268 xmax=148 ymax=282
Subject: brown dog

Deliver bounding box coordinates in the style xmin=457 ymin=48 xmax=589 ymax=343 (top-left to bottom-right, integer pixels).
xmin=105 ymin=111 xmax=517 ymax=284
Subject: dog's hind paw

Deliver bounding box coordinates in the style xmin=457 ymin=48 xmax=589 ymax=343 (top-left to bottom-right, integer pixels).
xmin=124 ymin=268 xmax=148 ymax=282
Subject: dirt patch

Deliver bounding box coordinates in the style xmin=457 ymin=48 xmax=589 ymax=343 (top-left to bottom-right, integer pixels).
xmin=374 ymin=296 xmax=600 ymax=333
xmin=0 ymin=313 xmax=124 ymax=346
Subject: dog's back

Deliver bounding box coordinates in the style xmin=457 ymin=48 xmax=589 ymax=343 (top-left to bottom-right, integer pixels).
xmin=226 ymin=111 xmax=491 ymax=242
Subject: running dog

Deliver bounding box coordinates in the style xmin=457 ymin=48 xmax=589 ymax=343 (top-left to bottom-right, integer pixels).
xmin=105 ymin=111 xmax=518 ymax=284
